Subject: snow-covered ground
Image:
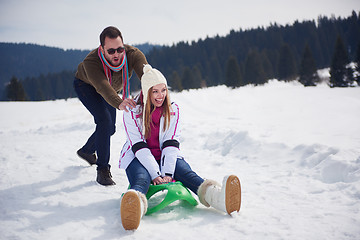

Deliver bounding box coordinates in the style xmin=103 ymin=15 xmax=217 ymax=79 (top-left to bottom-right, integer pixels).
xmin=1 ymin=80 xmax=359 ymax=239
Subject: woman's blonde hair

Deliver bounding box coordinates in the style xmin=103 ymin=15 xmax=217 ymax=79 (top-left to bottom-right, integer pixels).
xmin=143 ymin=87 xmax=171 ymax=139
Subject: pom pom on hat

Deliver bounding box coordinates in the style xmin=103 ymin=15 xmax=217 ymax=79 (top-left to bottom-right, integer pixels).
xmin=141 ymin=64 xmax=167 ymax=106
xmin=143 ymin=64 xmax=153 ymax=74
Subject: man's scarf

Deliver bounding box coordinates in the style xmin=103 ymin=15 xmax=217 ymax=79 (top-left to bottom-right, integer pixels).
xmin=98 ymin=47 xmax=130 ymax=99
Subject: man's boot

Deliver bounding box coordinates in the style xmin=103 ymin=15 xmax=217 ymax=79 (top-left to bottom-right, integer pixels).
xmin=77 ymin=148 xmax=97 ymax=165
xmin=96 ymin=167 xmax=116 ymax=186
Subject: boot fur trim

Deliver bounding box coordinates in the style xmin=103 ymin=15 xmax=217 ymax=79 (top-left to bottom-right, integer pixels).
xmin=138 ymin=191 xmax=148 ymax=216
xmin=197 ymin=179 xmax=219 ymax=207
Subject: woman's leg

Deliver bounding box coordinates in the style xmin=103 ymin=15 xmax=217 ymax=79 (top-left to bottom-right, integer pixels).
xmin=125 ymin=158 xmax=152 ymax=194
xmin=122 ymin=159 xmax=150 ymax=230
xmin=173 ymin=158 xmax=204 ymax=195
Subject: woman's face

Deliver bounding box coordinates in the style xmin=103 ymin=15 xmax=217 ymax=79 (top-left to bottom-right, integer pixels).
xmin=150 ymin=83 xmax=167 ymax=108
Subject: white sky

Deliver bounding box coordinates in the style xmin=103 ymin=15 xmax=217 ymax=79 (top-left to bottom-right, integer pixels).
xmin=0 ymin=0 xmax=359 ymax=50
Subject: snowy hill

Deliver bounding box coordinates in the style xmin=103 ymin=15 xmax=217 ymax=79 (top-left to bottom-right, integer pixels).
xmin=1 ymin=81 xmax=359 ymax=239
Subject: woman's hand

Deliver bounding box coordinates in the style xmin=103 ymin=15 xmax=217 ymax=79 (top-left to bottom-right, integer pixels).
xmin=152 ymin=176 xmax=164 ymax=185
xmin=162 ymin=176 xmax=173 ymax=183
xmin=152 ymin=176 xmax=173 ymax=185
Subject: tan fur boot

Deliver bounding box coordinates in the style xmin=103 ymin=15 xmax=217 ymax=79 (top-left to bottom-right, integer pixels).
xmin=120 ymin=189 xmax=148 ymax=230
xmin=197 ymin=175 xmax=241 ymax=215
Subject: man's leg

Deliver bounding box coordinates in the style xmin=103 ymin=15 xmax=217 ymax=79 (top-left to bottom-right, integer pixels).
xmin=74 ymin=78 xmax=116 ymax=185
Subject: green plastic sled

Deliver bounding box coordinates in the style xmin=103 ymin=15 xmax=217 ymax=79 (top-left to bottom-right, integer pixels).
xmin=145 ymin=181 xmax=198 ymax=215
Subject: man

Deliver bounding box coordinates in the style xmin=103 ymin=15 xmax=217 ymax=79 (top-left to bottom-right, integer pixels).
xmin=74 ymin=26 xmax=148 ymax=186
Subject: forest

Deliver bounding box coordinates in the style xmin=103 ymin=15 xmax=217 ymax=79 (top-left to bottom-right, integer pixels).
xmin=2 ymin=11 xmax=360 ymax=101
xmin=148 ymin=11 xmax=360 ymax=90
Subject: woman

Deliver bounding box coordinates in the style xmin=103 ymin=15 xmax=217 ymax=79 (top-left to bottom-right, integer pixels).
xmin=119 ymin=64 xmax=241 ymax=230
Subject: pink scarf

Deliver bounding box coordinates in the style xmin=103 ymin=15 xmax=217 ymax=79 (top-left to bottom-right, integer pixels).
xmin=98 ymin=47 xmax=130 ymax=99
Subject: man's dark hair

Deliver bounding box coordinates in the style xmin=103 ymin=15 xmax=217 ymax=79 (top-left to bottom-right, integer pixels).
xmin=100 ymin=26 xmax=123 ymax=47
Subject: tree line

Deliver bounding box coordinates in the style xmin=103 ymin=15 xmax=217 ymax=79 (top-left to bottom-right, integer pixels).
xmin=148 ymin=11 xmax=360 ymax=90
xmin=3 ymin=11 xmax=360 ymax=101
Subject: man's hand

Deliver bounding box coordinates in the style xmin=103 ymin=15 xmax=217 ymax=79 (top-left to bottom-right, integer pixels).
xmin=119 ymin=98 xmax=136 ymax=112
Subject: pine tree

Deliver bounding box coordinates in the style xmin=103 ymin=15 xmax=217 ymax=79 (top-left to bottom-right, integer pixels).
xmin=225 ymin=56 xmax=242 ymax=88
xmin=192 ymin=65 xmax=204 ymax=88
xmin=299 ymin=44 xmax=319 ymax=86
xmin=244 ymin=50 xmax=266 ymax=85
xmin=169 ymin=71 xmax=183 ymax=91
xmin=6 ymin=76 xmax=27 ymax=101
xmin=53 ymin=75 xmax=64 ymax=99
xmin=277 ymin=43 xmax=297 ymax=81
xmin=181 ymin=67 xmax=195 ymax=90
xmin=207 ymin=56 xmax=223 ymax=86
xmin=330 ymin=36 xmax=350 ymax=87
xmin=260 ymin=50 xmax=274 ymax=80
xmin=355 ymin=41 xmax=360 ymax=86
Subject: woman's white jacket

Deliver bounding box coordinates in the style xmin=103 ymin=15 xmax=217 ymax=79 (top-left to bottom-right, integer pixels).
xmin=119 ymin=102 xmax=182 ymax=180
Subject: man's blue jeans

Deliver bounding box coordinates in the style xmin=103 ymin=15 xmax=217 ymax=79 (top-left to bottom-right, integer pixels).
xmin=126 ymin=157 xmax=205 ymax=195
xmin=73 ymin=78 xmax=116 ymax=169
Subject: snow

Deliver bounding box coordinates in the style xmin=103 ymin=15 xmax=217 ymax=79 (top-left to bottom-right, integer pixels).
xmin=1 ymin=80 xmax=360 ymax=239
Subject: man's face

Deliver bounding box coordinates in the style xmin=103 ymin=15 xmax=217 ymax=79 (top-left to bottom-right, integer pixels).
xmin=101 ymin=36 xmax=124 ymax=66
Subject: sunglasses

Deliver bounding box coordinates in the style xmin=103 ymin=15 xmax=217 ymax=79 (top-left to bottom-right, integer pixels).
xmin=106 ymin=47 xmax=125 ymax=55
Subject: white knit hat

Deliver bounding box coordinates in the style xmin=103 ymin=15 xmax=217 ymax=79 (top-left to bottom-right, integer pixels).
xmin=141 ymin=64 xmax=167 ymax=106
